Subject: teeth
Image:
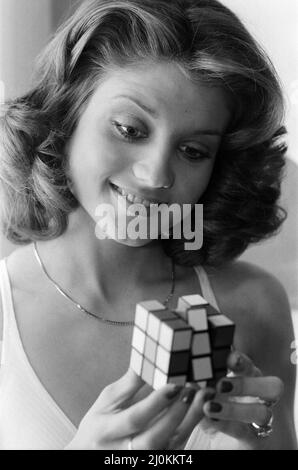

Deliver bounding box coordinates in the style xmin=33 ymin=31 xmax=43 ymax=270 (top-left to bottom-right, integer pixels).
xmin=112 ymin=183 xmax=163 ymax=207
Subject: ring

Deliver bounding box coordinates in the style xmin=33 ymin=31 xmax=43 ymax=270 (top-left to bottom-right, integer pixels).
xmin=250 ymin=410 xmax=274 ymax=438
xmin=127 ymin=437 xmax=134 ymax=450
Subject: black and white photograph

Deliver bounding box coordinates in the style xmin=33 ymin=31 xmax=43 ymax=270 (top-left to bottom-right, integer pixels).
xmin=0 ymin=0 xmax=297 ymax=451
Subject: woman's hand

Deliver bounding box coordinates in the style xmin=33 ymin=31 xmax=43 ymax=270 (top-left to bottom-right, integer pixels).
xmin=65 ymin=368 xmax=215 ymax=450
xmin=201 ymin=350 xmax=284 ymax=449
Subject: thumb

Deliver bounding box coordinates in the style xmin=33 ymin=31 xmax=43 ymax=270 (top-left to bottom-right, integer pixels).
xmin=89 ymin=368 xmax=145 ymax=413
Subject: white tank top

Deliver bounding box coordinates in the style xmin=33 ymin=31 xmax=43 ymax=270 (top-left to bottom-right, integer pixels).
xmin=0 ymin=257 xmax=221 ymax=450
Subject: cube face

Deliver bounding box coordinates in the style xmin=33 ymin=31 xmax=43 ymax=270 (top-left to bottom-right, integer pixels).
xmin=191 ymin=356 xmax=213 ymax=382
xmin=142 ymin=358 xmax=155 ymax=386
xmin=212 ymin=347 xmax=231 ymax=370
xmin=192 ymin=332 xmax=211 ymax=356
xmin=159 ymin=319 xmax=192 ymax=352
xmin=140 ymin=300 xmax=166 ymax=312
xmin=144 ymin=335 xmax=158 ymax=363
xmin=135 ymin=300 xmax=166 ymax=331
xmin=131 ymin=326 xmax=146 ymax=354
xmin=187 ymin=309 xmax=208 ymax=331
xmin=152 ymin=368 xmax=168 ymax=389
xmin=155 ymin=345 xmax=190 ymax=375
xmin=129 ymin=348 xmax=143 ymax=375
xmin=147 ymin=309 xmax=177 ymax=341
xmin=177 ymin=294 xmax=209 ymax=310
xmin=155 ymin=344 xmax=171 ymax=372
xmin=147 ymin=314 xmax=160 ymax=341
xmin=169 ymin=351 xmax=190 ymax=375
xmin=208 ymin=315 xmax=235 ymax=348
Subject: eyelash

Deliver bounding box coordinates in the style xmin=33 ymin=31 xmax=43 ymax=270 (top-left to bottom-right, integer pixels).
xmin=112 ymin=121 xmax=211 ymax=161
xmin=113 ymin=121 xmax=146 ymax=141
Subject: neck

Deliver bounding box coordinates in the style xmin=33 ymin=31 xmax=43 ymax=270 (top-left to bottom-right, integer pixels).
xmin=35 ymin=206 xmax=174 ymax=308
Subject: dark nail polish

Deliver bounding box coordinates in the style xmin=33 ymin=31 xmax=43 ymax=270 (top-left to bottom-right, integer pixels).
xmin=209 ymin=402 xmax=222 ymax=413
xmin=166 ymin=385 xmax=183 ymax=399
xmin=219 ymin=380 xmax=233 ymax=393
xmin=180 ymin=387 xmax=196 ymax=405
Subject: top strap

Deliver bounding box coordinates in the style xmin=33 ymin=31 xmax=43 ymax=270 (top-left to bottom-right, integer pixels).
xmin=194 ymin=265 xmax=221 ymax=311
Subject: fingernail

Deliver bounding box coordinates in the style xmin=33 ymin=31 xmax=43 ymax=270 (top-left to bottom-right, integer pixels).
xmin=219 ymin=380 xmax=233 ymax=393
xmin=208 ymin=402 xmax=222 ymax=413
xmin=180 ymin=387 xmax=197 ymax=405
xmin=166 ymin=385 xmax=183 ymax=399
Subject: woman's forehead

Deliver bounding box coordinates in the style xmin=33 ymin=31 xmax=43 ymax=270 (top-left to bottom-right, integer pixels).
xmin=87 ymin=61 xmax=232 ymax=131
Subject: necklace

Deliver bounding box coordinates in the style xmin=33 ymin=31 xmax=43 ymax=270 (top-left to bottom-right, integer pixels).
xmin=33 ymin=242 xmax=176 ymax=327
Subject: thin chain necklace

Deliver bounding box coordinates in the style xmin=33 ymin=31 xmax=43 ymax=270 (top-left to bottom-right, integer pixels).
xmin=33 ymin=242 xmax=176 ymax=327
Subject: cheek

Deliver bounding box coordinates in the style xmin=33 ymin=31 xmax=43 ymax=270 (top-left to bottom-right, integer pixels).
xmin=177 ymin=162 xmax=215 ymax=204
xmin=68 ymin=133 xmax=127 ymax=185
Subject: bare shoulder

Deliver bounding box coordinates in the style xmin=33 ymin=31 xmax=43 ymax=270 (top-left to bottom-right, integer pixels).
xmin=205 ymin=259 xmax=295 ymax=374
xmin=206 ymin=259 xmax=292 ymax=326
xmin=0 ymin=243 xmax=36 ymax=340
xmin=5 ymin=243 xmax=37 ymax=291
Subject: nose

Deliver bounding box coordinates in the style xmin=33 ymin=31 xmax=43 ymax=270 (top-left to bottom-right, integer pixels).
xmin=132 ymin=147 xmax=175 ymax=189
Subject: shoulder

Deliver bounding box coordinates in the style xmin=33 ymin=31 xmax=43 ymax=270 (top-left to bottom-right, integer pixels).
xmin=205 ymin=260 xmax=294 ymax=369
xmin=206 ymin=259 xmax=292 ymax=324
xmin=0 ymin=243 xmax=35 ymax=341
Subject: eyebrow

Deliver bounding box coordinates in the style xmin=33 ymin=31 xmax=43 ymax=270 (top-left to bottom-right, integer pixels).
xmin=112 ymin=94 xmax=158 ymax=117
xmin=112 ymin=94 xmax=224 ymax=137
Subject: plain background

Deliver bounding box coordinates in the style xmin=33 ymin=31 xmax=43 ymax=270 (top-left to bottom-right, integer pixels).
xmin=0 ymin=0 xmax=297 ymax=439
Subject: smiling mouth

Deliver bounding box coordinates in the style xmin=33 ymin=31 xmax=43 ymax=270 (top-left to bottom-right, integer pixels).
xmin=109 ymin=182 xmax=167 ymax=208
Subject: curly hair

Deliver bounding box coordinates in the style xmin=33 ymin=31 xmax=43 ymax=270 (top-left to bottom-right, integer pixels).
xmin=0 ymin=0 xmax=287 ymax=267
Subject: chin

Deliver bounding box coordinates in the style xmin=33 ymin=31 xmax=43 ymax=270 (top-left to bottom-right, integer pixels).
xmin=94 ymin=221 xmax=154 ymax=246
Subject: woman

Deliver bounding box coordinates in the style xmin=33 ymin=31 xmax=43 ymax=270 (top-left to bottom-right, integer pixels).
xmin=0 ymin=0 xmax=296 ymax=450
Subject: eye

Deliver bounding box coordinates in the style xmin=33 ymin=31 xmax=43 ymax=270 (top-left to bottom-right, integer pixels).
xmin=113 ymin=121 xmax=147 ymax=141
xmin=179 ymin=143 xmax=211 ymax=161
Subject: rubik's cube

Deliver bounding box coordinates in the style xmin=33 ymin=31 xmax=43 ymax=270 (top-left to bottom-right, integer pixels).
xmin=129 ymin=295 xmax=235 ymax=390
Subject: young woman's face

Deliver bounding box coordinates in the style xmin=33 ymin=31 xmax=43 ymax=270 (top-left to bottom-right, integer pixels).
xmin=66 ymin=61 xmax=231 ymax=246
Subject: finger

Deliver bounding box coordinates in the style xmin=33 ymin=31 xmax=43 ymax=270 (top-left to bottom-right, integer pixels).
xmin=203 ymin=399 xmax=272 ymax=426
xmin=216 ymin=376 xmax=284 ymax=403
xmin=112 ymin=383 xmax=184 ymax=437
xmin=168 ymin=387 xmax=216 ymax=449
xmin=227 ymin=351 xmax=262 ymax=377
xmin=132 ymin=386 xmax=199 ymax=449
xmin=91 ymin=368 xmax=145 ymax=412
